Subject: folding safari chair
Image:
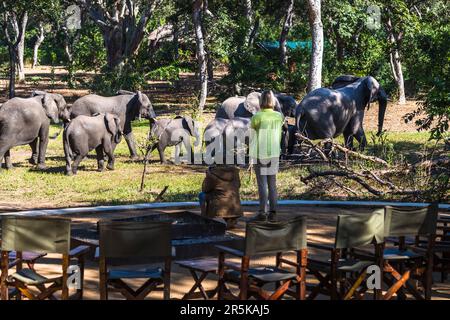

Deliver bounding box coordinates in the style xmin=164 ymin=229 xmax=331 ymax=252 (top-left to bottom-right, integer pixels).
xmin=381 ymin=204 xmax=438 ymax=300
xmin=0 ymin=216 xmax=89 ymax=300
xmin=0 ymin=250 xmax=46 ymax=299
xmin=97 ymin=220 xmax=172 ymax=300
xmin=307 ymin=209 xmax=385 ymax=300
xmin=432 ymin=213 xmax=450 ymax=282
xmin=217 ymin=216 xmax=308 ymax=300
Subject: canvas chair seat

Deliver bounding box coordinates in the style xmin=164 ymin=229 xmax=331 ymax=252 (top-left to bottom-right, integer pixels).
xmin=225 ymin=267 xmax=298 ymax=283
xmin=10 ymin=268 xmax=62 ymax=286
xmin=108 ymin=268 xmax=163 ymax=280
xmin=308 ymin=258 xmax=373 ymax=273
xmin=383 ymin=248 xmax=424 ymax=260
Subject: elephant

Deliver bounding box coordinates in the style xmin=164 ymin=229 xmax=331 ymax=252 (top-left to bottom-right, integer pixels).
xmin=0 ymin=94 xmax=68 ymax=171
xmin=148 ymin=115 xmax=200 ymax=164
xmin=295 ymin=76 xmax=388 ymax=151
xmin=203 ymin=117 xmax=229 ymax=159
xmin=63 ymin=113 xmax=122 ymax=175
xmin=281 ymin=123 xmax=296 ymax=158
xmin=221 ymin=117 xmax=252 ymax=165
xmin=215 ymin=91 xmax=296 ymax=119
xmin=70 ymin=90 xmax=156 ymax=160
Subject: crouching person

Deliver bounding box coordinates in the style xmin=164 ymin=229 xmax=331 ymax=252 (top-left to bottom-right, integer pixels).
xmin=199 ymin=165 xmax=243 ymax=229
xmin=63 ymin=113 xmax=122 ymax=175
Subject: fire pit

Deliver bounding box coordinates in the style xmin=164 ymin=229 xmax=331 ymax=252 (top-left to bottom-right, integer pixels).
xmin=71 ymin=210 xmax=243 ymax=260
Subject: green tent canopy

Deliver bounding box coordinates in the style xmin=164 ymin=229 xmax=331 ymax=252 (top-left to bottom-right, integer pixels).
xmin=258 ymin=41 xmax=312 ymax=52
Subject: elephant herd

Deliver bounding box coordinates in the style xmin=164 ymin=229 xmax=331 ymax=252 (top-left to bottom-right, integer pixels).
xmin=0 ymin=90 xmax=156 ymax=175
xmin=0 ymin=74 xmax=387 ymax=174
xmin=204 ymin=74 xmax=387 ymax=162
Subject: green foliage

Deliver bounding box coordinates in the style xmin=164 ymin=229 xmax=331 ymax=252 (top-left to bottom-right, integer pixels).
xmin=90 ymin=65 xmax=147 ymax=96
xmin=146 ymin=64 xmax=186 ymax=83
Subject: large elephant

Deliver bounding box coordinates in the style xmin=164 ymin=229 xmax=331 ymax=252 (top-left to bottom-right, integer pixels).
xmin=215 ymin=91 xmax=296 ymax=119
xmin=148 ymin=115 xmax=200 ymax=164
xmin=70 ymin=90 xmax=156 ymax=159
xmin=64 ymin=113 xmax=122 ymax=175
xmin=0 ymin=94 xmax=67 ymax=170
xmin=295 ymin=76 xmax=388 ymax=150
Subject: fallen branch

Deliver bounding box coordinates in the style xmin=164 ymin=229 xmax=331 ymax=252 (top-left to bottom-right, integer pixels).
xmin=301 ymin=169 xmax=421 ymax=196
xmin=331 ymin=144 xmax=388 ymax=166
xmin=295 ymin=133 xmax=328 ymax=161
xmin=153 ymin=186 xmax=169 ymax=202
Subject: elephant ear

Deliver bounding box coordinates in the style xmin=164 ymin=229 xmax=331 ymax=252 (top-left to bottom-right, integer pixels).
xmin=181 ymin=115 xmax=195 ymax=136
xmin=273 ymin=96 xmax=283 ymax=113
xmin=41 ymin=94 xmax=59 ymax=123
xmin=364 ymin=76 xmax=381 ymax=108
xmin=104 ymin=113 xmax=117 ymax=136
xmin=113 ymin=115 xmax=123 ymax=144
xmin=244 ymin=92 xmax=261 ymax=115
xmin=136 ymin=91 xmax=145 ymax=105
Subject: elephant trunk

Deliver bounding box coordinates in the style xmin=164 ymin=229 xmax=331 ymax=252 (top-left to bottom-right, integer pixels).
xmin=377 ymin=88 xmax=388 ymax=136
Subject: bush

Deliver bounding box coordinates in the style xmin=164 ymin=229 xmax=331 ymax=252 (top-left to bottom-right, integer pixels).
xmin=90 ymin=65 xmax=147 ymax=96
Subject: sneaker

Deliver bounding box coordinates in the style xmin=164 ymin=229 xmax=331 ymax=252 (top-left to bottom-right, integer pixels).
xmin=250 ymin=212 xmax=268 ymax=222
xmin=268 ymin=211 xmax=277 ymax=221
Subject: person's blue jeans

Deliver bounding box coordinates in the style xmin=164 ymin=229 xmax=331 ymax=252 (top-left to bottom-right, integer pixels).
xmin=199 ymin=192 xmax=206 ymax=206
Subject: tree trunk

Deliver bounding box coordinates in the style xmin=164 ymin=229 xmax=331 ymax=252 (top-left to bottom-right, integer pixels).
xmin=32 ymin=22 xmax=45 ymax=69
xmin=85 ymin=1 xmax=153 ymax=71
xmin=8 ymin=47 xmax=17 ymax=98
xmin=1 ymin=10 xmax=27 ymax=98
xmin=279 ymin=0 xmax=295 ymax=66
xmin=243 ymin=0 xmax=253 ymax=44
xmin=16 ymin=11 xmax=28 ymax=83
xmin=307 ymin=0 xmax=323 ymax=92
xmin=193 ymin=0 xmax=208 ymax=112
xmin=386 ymin=17 xmax=406 ymax=105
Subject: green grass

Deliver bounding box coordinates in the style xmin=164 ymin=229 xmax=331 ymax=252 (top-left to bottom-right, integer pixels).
xmin=0 ymin=120 xmax=445 ymax=209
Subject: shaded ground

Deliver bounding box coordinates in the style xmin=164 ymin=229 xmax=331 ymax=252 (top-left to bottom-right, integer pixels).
xmin=5 ymin=206 xmax=449 ymax=300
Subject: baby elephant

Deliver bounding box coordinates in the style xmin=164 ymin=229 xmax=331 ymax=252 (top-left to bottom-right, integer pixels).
xmin=148 ymin=115 xmax=200 ymax=164
xmin=63 ymin=113 xmax=122 ymax=175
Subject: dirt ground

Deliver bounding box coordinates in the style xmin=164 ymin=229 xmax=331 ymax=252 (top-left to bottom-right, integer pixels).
xmin=3 ymin=205 xmax=449 ymax=300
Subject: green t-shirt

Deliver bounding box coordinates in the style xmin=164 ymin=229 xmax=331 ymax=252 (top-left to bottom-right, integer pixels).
xmin=249 ymin=109 xmax=284 ymax=160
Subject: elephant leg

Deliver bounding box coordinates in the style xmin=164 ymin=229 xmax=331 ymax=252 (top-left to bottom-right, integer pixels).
xmin=96 ymin=146 xmax=105 ymax=172
xmin=157 ymin=143 xmax=167 ymax=164
xmin=104 ymin=142 xmax=115 ymax=170
xmin=37 ymin=125 xmax=49 ymax=170
xmin=4 ymin=149 xmax=13 ymax=169
xmin=182 ymin=139 xmax=193 ymax=164
xmin=354 ymin=128 xmax=367 ymax=151
xmin=123 ymin=131 xmax=139 ymax=160
xmin=0 ymin=145 xmax=9 ymax=171
xmin=174 ymin=144 xmax=181 ymax=164
xmin=29 ymin=138 xmax=38 ymax=165
xmin=71 ymin=154 xmax=84 ymax=175
xmin=65 ymin=156 xmax=72 ymax=176
xmin=343 ymin=131 xmax=354 ymax=151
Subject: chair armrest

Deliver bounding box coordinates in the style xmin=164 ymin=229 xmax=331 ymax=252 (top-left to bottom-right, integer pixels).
xmin=8 ymin=258 xmax=21 ymax=269
xmin=215 ymin=245 xmax=244 ymax=257
xmin=307 ymin=242 xmax=334 ymax=251
xmin=69 ymin=245 xmax=90 ymax=259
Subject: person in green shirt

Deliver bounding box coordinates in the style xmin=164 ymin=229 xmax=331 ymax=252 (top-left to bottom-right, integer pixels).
xmin=249 ymin=90 xmax=284 ymax=221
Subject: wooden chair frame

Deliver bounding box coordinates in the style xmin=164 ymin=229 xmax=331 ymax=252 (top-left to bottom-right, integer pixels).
xmin=1 ymin=245 xmax=89 ymax=300
xmin=307 ymin=243 xmax=384 ymax=300
xmin=217 ymin=245 xmax=308 ymax=300
xmin=97 ymin=249 xmax=171 ymax=300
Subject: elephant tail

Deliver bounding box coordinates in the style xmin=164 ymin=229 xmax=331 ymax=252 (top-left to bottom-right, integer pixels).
xmin=63 ymin=127 xmax=73 ymax=160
